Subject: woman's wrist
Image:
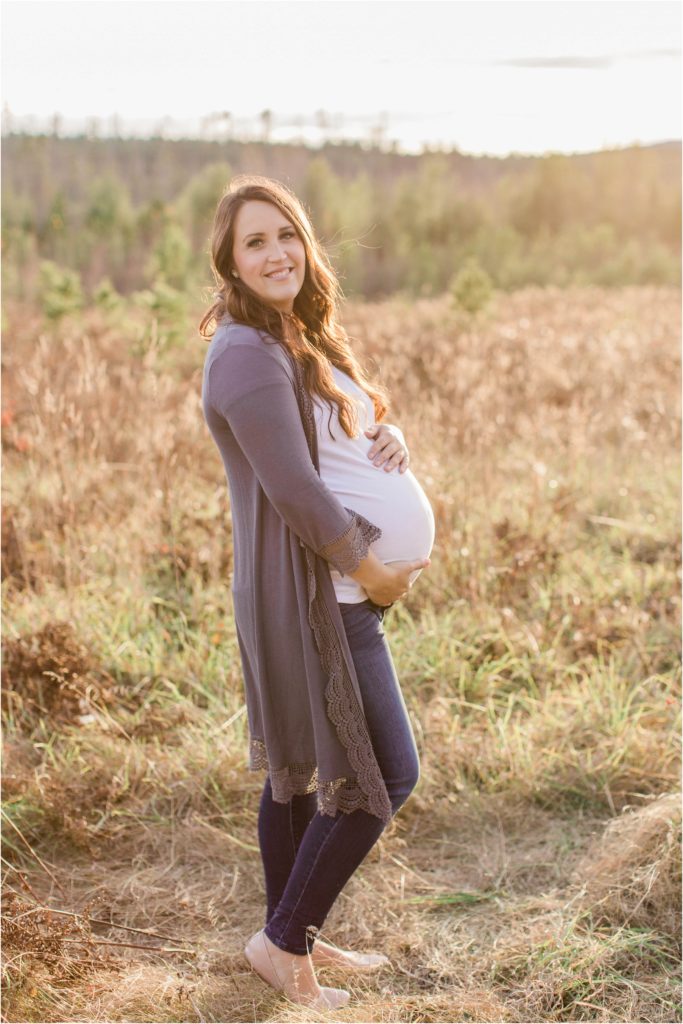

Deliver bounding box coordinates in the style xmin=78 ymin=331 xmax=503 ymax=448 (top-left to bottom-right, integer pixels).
xmin=348 ymin=549 xmax=391 ymax=588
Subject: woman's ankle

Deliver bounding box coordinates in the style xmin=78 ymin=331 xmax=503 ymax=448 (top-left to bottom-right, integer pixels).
xmin=262 ymin=927 xmax=308 ymax=958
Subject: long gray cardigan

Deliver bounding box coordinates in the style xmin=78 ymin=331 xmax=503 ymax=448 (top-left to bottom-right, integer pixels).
xmin=201 ymin=318 xmax=393 ymax=825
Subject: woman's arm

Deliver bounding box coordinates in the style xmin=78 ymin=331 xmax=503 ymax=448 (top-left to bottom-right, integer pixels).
xmin=207 ymin=336 xmax=384 ymax=578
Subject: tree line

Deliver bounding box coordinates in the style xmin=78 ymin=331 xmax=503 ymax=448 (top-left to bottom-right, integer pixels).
xmin=2 ymin=134 xmax=680 ymax=311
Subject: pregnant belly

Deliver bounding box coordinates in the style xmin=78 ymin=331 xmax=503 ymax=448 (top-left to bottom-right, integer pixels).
xmin=333 ymin=468 xmax=436 ymax=587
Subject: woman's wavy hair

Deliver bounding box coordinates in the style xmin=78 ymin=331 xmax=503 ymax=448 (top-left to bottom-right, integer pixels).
xmin=198 ymin=174 xmax=390 ymax=439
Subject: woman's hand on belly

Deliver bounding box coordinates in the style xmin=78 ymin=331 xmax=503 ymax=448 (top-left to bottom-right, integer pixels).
xmin=364 ymin=423 xmax=409 ymax=474
xmin=363 ymin=557 xmax=431 ymax=607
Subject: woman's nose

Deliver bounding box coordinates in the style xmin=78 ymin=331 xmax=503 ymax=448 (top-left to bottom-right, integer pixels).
xmin=266 ymin=241 xmax=288 ymax=260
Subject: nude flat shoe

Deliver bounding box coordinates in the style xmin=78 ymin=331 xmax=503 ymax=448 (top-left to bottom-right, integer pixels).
xmin=244 ymin=928 xmax=351 ymax=1010
xmin=313 ymin=945 xmax=391 ymax=971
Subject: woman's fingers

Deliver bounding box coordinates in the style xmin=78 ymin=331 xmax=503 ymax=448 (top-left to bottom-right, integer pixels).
xmin=367 ymin=426 xmax=410 ymax=474
xmin=370 ymin=435 xmax=394 ymax=465
xmin=372 ymin=439 xmax=407 ymax=473
xmin=383 ymin=443 xmax=409 ymax=473
xmin=397 ymin=449 xmax=410 ymax=473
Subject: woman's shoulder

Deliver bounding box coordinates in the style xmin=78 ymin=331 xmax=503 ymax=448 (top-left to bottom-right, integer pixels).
xmin=212 ymin=318 xmax=267 ymax=350
xmin=208 ymin=319 xmax=289 ymax=364
xmin=204 ymin=319 xmax=295 ymax=396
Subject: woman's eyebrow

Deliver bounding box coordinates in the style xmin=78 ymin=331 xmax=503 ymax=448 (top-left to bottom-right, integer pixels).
xmin=243 ymin=226 xmax=294 ymax=241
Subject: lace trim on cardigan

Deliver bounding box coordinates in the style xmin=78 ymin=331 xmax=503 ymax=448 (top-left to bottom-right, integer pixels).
xmin=246 ymin=545 xmax=393 ymax=826
xmin=248 ymin=737 xmax=376 ymax=810
xmin=301 ymin=542 xmax=393 ymax=823
xmin=319 ymin=507 xmax=383 ymax=576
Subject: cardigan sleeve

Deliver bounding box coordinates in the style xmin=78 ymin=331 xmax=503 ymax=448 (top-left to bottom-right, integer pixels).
xmin=207 ymin=339 xmax=382 ymax=576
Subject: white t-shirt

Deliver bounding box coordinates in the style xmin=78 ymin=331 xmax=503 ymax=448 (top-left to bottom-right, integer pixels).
xmin=312 ymin=365 xmax=435 ymax=603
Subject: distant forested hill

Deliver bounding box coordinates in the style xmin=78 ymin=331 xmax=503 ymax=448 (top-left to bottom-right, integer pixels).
xmin=2 ymin=134 xmax=680 ymax=300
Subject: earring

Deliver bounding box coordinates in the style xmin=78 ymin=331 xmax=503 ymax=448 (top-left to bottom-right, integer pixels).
xmin=231 ymin=270 xmax=239 ymax=278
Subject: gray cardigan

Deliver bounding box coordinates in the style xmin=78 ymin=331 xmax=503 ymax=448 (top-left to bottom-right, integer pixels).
xmin=201 ymin=319 xmax=393 ymax=825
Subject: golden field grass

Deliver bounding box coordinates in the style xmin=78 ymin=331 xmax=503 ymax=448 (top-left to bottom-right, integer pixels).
xmin=1 ymin=285 xmax=681 ymax=1023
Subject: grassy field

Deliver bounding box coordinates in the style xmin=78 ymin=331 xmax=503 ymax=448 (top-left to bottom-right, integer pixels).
xmin=2 ymin=285 xmax=681 ymax=1023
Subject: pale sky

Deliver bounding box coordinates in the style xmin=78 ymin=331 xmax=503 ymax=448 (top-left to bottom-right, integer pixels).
xmin=1 ymin=0 xmax=680 ymax=156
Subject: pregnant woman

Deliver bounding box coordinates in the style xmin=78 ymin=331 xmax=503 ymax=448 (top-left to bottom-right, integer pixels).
xmin=200 ymin=175 xmax=434 ymax=1010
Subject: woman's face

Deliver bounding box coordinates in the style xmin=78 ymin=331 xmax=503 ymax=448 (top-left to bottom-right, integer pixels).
xmin=232 ymin=200 xmax=306 ymax=314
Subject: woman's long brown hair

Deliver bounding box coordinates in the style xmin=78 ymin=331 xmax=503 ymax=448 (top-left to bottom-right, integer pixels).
xmin=198 ymin=174 xmax=390 ymax=439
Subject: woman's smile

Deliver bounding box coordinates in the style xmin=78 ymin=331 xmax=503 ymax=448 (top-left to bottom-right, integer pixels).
xmin=265 ymin=266 xmax=295 ymax=280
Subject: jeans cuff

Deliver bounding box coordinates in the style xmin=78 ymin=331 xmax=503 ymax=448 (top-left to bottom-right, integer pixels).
xmin=262 ymin=923 xmax=309 ymax=956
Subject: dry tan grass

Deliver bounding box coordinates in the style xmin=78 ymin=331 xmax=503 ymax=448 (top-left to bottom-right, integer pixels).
xmin=573 ymin=793 xmax=682 ymax=942
xmin=2 ymin=285 xmax=680 ymax=1022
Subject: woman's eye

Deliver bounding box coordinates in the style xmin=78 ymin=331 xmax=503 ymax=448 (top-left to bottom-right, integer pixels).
xmin=248 ymin=231 xmax=295 ymax=248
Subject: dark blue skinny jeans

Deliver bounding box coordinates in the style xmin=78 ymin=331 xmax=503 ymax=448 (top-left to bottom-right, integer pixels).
xmin=258 ymin=597 xmax=420 ymax=956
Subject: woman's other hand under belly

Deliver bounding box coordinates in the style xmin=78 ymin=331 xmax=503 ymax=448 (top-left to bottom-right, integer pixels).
xmin=363 ymin=557 xmax=432 ymax=606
